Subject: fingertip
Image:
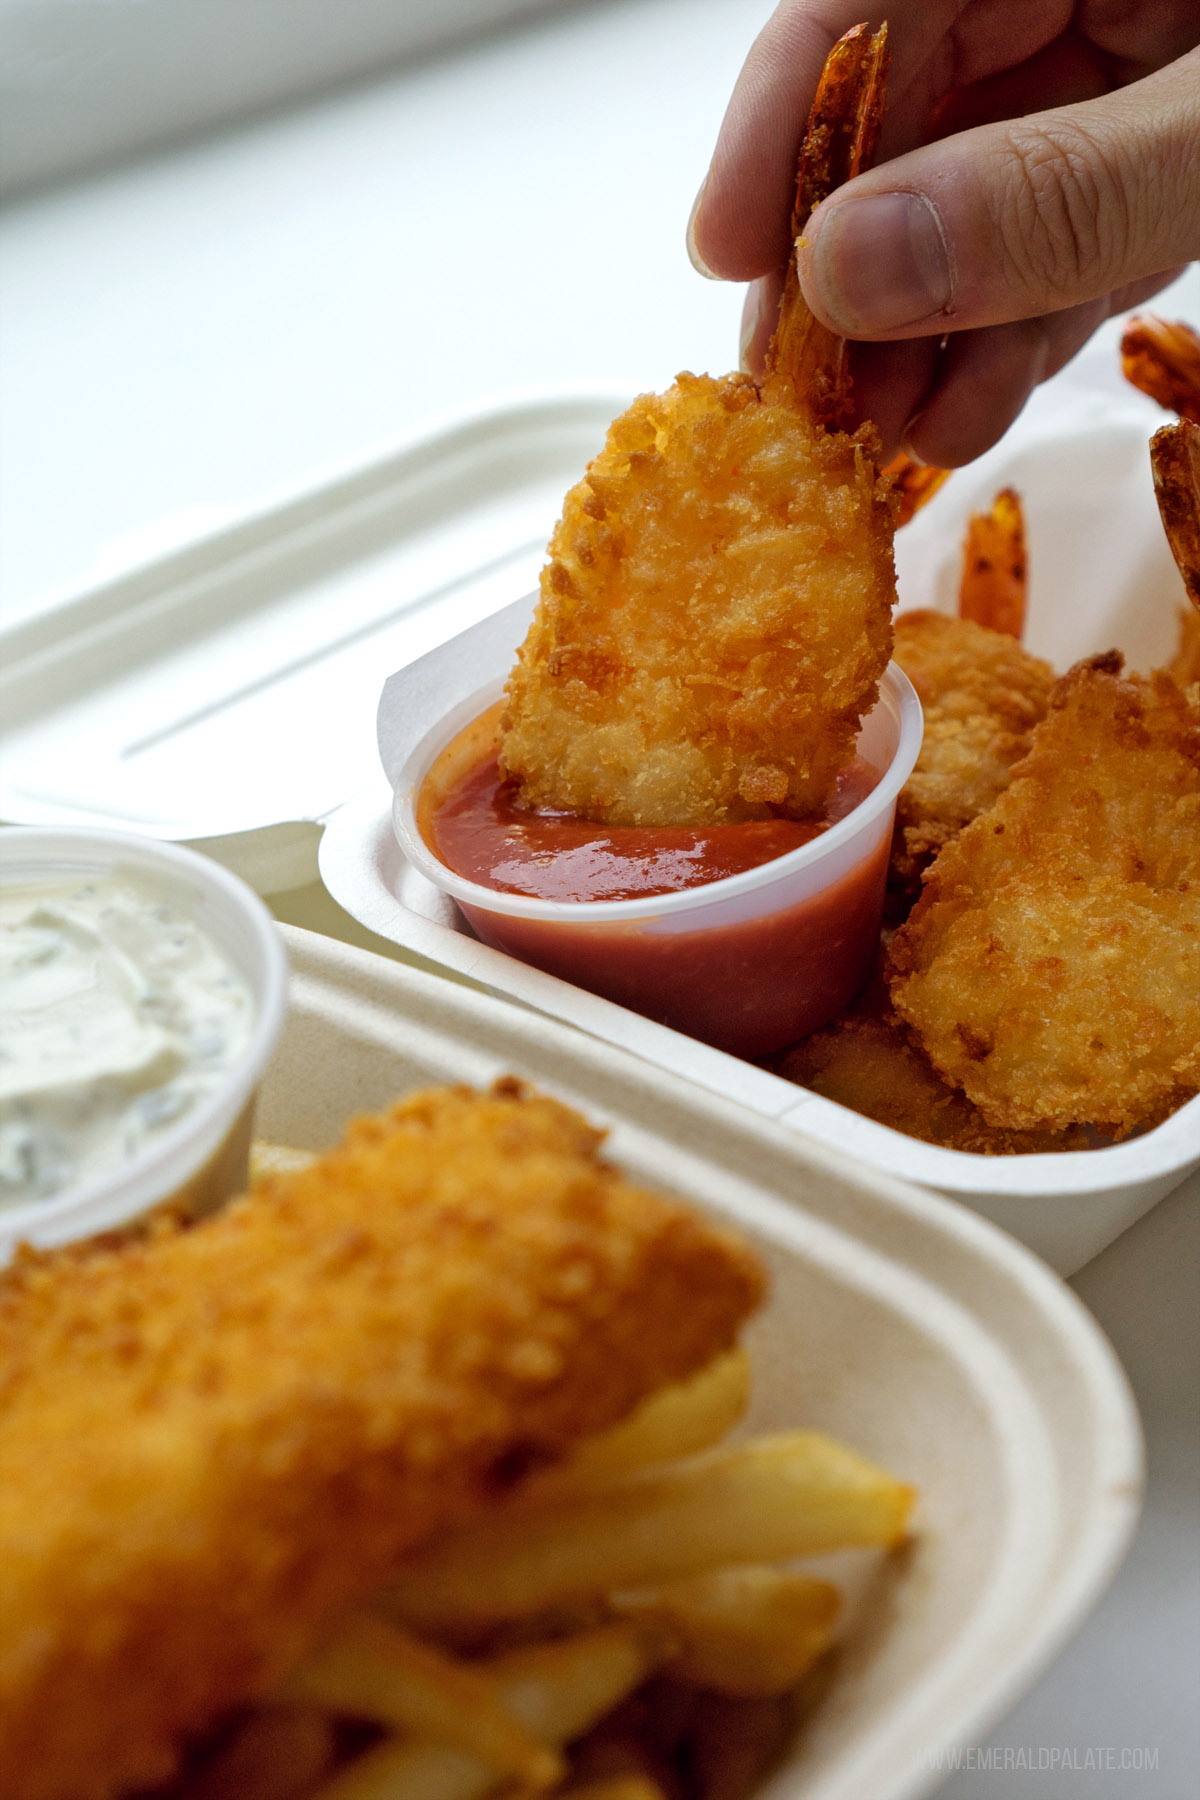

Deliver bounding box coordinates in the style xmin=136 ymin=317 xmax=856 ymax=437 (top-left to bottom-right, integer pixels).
xmin=847 ymin=336 xmax=942 ymax=461
xmin=740 ymin=274 xmax=781 ymax=376
xmin=899 ymin=414 xmax=931 ymax=465
xmin=902 ymin=322 xmax=1047 ymax=467
xmin=686 ymin=178 xmax=721 ymax=281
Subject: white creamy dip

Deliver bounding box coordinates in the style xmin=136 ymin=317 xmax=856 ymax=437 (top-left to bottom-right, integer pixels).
xmin=0 ymin=873 xmax=254 ymax=1209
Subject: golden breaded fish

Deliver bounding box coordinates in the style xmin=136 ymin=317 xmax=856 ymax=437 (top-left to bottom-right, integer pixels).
xmin=0 ymin=1081 xmax=762 ymax=1800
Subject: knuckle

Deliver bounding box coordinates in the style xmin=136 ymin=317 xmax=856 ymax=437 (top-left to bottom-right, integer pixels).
xmin=991 ymin=119 xmax=1129 ymax=306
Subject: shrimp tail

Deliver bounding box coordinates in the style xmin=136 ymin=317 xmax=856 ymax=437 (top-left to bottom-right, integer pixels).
xmin=882 ymin=452 xmax=951 ymax=527
xmin=1152 ymin=418 xmax=1200 ymax=612
xmin=1122 ymin=315 xmax=1200 ymax=425
xmin=958 ymin=488 xmax=1028 ymax=639
xmin=762 ymin=21 xmax=890 ymax=427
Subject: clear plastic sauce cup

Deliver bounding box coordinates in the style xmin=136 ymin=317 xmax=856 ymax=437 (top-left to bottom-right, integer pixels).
xmin=0 ymin=828 xmax=288 ymax=1258
xmin=391 ymin=666 xmax=922 ymax=1059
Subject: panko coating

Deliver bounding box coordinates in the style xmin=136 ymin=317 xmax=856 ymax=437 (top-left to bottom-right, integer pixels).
xmin=773 ymin=965 xmax=1091 ymax=1154
xmin=0 ymin=1081 xmax=762 ymax=1800
xmin=888 ymin=654 xmax=1200 ymax=1134
xmin=500 ymin=27 xmax=895 ymax=827
xmin=889 ymin=610 xmax=1055 ymax=900
xmin=501 ymin=374 xmax=895 ymax=825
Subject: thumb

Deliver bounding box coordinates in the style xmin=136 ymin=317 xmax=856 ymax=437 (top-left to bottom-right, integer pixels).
xmin=798 ymin=46 xmax=1200 ymax=340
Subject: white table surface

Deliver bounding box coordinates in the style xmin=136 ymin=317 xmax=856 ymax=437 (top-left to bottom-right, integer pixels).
xmin=1 ymin=2 xmax=1197 ymax=1792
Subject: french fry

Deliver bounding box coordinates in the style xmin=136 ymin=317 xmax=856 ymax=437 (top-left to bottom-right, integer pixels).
xmin=613 ymin=1566 xmax=839 ymax=1696
xmin=958 ymin=488 xmax=1027 ymax=638
xmin=308 ymin=1624 xmax=672 ymax=1800
xmin=518 ymin=1350 xmax=750 ymax=1503
xmin=179 ymin=1706 xmax=337 ymax=1800
xmin=384 ymin=1433 xmax=913 ymax=1630
xmin=882 ymin=453 xmax=951 ymax=528
xmin=278 ymin=1612 xmax=562 ymax=1787
xmin=1121 ymin=314 xmax=1200 ymax=424
xmin=486 ymin=1622 xmax=675 ymax=1742
xmin=306 ymin=1741 xmax=488 ymax=1800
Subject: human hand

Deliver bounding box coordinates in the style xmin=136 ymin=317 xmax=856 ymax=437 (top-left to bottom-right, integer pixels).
xmin=688 ymin=3 xmax=1200 ymax=466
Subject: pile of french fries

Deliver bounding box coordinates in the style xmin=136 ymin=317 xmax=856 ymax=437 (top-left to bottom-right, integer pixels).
xmin=185 ymin=1155 xmax=913 ymax=1800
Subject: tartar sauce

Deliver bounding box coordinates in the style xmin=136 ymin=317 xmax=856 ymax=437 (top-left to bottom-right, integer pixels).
xmin=0 ymin=873 xmax=254 ymax=1209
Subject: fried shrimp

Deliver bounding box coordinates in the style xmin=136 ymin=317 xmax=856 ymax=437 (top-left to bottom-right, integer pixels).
xmin=773 ymin=965 xmax=1090 ymax=1154
xmin=888 ymin=610 xmax=1054 ymax=900
xmin=0 ymin=1081 xmax=762 ymax=1800
xmin=888 ymin=655 xmax=1200 ymax=1134
xmin=499 ymin=26 xmax=895 ymax=827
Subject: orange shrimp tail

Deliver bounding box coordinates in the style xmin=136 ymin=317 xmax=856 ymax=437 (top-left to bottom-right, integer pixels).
xmin=883 ymin=452 xmax=951 ymax=527
xmin=1152 ymin=419 xmax=1200 ymax=612
xmin=1122 ymin=315 xmax=1200 ymax=426
xmin=958 ymin=488 xmax=1027 ymax=639
xmin=763 ymin=21 xmax=889 ymax=428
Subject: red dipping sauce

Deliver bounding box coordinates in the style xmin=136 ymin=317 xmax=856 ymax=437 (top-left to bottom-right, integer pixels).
xmin=423 ymin=708 xmax=878 ymax=903
xmin=416 ymin=705 xmax=893 ymax=1059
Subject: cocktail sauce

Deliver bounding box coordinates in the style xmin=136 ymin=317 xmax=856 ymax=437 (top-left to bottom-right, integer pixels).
xmin=416 ymin=704 xmax=891 ymax=1058
xmin=420 ymin=705 xmax=879 ymax=902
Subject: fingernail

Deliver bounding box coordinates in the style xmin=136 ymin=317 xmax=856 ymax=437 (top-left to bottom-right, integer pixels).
xmin=900 ymin=418 xmax=927 ymax=463
xmin=686 ymin=178 xmax=719 ymax=279
xmin=739 ymin=283 xmax=763 ymax=369
xmin=808 ymin=192 xmax=952 ymax=333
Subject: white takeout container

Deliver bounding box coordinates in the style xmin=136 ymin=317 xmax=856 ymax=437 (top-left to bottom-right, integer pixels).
xmin=5 ymin=369 xmax=1200 ymax=1274
xmin=0 ymin=827 xmax=288 ymax=1259
xmin=320 ymin=367 xmax=1200 ymax=1278
xmin=264 ymin=924 xmax=1143 ymax=1800
xmin=386 ymin=603 xmax=921 ymax=1057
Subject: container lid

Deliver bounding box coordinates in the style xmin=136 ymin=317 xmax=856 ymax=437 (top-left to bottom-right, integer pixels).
xmin=0 ymin=390 xmax=632 ymax=893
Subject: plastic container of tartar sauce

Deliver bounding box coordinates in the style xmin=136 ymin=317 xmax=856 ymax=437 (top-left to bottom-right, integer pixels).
xmin=0 ymin=827 xmax=288 ymax=1258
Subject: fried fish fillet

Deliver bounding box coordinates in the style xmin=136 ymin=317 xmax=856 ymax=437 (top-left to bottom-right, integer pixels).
xmin=499 ymin=29 xmax=896 ymax=827
xmin=0 ymin=1081 xmax=763 ymax=1800
xmin=888 ymin=654 xmax=1200 ymax=1133
xmin=888 ymin=611 xmax=1055 ymax=900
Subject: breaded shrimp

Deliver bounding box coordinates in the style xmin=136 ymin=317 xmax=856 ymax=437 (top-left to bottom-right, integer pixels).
xmin=888 ymin=656 xmax=1200 ymax=1134
xmin=773 ymin=964 xmax=1091 ymax=1154
xmin=889 ymin=610 xmax=1054 ymax=900
xmin=500 ymin=26 xmax=895 ymax=826
xmin=0 ymin=1081 xmax=762 ymax=1800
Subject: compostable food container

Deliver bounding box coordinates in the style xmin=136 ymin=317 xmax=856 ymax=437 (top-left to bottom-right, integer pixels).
xmin=263 ymin=925 xmax=1144 ymax=1800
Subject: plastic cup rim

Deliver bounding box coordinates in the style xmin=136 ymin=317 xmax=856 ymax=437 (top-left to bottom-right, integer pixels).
xmin=394 ymin=662 xmax=923 ymax=925
xmin=0 ymin=825 xmax=289 ymax=1236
